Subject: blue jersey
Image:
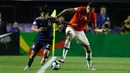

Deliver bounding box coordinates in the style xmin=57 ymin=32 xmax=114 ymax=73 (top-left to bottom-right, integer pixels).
xmin=97 ymin=13 xmax=110 ymax=29
xmin=33 ymin=16 xmax=56 ymax=41
xmin=9 ymin=28 xmax=20 ymax=32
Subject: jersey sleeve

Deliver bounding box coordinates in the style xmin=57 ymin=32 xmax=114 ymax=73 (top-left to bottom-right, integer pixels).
xmin=50 ymin=17 xmax=61 ymax=24
xmin=32 ymin=18 xmax=38 ymax=26
xmin=73 ymin=6 xmax=86 ymax=13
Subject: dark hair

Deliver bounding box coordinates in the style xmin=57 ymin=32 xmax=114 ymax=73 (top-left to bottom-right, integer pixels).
xmin=100 ymin=6 xmax=106 ymax=9
xmin=127 ymin=15 xmax=130 ymax=17
xmin=12 ymin=22 xmax=18 ymax=25
xmin=39 ymin=5 xmax=49 ymax=14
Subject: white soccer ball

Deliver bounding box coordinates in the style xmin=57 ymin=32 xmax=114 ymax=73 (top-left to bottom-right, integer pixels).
xmin=50 ymin=61 xmax=60 ymax=70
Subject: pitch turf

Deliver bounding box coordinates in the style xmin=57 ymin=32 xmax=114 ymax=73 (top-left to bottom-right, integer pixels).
xmin=0 ymin=56 xmax=130 ymax=73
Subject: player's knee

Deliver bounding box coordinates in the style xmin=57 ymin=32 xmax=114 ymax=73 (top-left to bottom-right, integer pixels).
xmin=43 ymin=49 xmax=50 ymax=59
xmin=44 ymin=49 xmax=50 ymax=55
xmin=44 ymin=44 xmax=51 ymax=51
xmin=66 ymin=37 xmax=72 ymax=41
xmin=44 ymin=48 xmax=51 ymax=51
xmin=84 ymin=45 xmax=91 ymax=53
xmin=67 ymin=31 xmax=73 ymax=39
xmin=87 ymin=57 xmax=92 ymax=60
xmin=87 ymin=50 xmax=91 ymax=53
xmin=66 ymin=34 xmax=73 ymax=41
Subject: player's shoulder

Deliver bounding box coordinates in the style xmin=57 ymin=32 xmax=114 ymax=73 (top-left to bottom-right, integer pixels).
xmin=35 ymin=16 xmax=42 ymax=20
xmin=47 ymin=16 xmax=56 ymax=21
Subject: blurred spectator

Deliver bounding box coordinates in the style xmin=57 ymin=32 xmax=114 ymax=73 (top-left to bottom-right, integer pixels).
xmin=84 ymin=7 xmax=97 ymax=33
xmin=102 ymin=21 xmax=112 ymax=34
xmin=97 ymin=6 xmax=111 ymax=29
xmin=0 ymin=12 xmax=7 ymax=35
xmin=9 ymin=22 xmax=20 ymax=32
xmin=91 ymin=7 xmax=97 ymax=26
xmin=120 ymin=15 xmax=130 ymax=34
xmin=90 ymin=7 xmax=97 ymax=29
xmin=95 ymin=21 xmax=112 ymax=34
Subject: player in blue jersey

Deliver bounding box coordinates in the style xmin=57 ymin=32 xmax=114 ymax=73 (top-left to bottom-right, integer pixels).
xmin=24 ymin=5 xmax=62 ymax=70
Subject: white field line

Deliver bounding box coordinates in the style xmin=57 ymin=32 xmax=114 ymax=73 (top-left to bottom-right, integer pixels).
xmin=37 ymin=56 xmax=57 ymax=73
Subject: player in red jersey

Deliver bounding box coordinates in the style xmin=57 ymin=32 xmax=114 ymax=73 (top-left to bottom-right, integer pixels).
xmin=57 ymin=6 xmax=97 ymax=70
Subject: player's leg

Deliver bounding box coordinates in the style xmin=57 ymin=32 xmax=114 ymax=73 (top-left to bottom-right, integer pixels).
xmin=75 ymin=31 xmax=96 ymax=70
xmin=24 ymin=41 xmax=41 ymax=70
xmin=59 ymin=27 xmax=76 ymax=63
xmin=41 ymin=43 xmax=51 ymax=65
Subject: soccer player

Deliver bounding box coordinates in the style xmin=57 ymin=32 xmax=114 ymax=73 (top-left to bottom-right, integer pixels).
xmin=57 ymin=5 xmax=97 ymax=70
xmin=24 ymin=5 xmax=61 ymax=70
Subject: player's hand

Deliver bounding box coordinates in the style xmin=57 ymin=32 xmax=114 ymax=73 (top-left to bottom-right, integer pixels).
xmin=56 ymin=28 xmax=62 ymax=32
xmin=38 ymin=27 xmax=44 ymax=32
xmin=56 ymin=24 xmax=64 ymax=32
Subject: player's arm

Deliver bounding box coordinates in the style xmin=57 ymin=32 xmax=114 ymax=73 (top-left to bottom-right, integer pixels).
xmin=31 ymin=19 xmax=43 ymax=32
xmin=31 ymin=26 xmax=39 ymax=32
xmin=56 ymin=8 xmax=74 ymax=18
xmin=49 ymin=17 xmax=66 ymax=32
xmin=51 ymin=16 xmax=72 ymax=26
xmin=57 ymin=6 xmax=85 ymax=17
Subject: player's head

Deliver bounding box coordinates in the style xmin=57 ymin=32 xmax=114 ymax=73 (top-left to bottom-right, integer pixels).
xmin=86 ymin=5 xmax=91 ymax=13
xmin=39 ymin=5 xmax=49 ymax=17
xmin=12 ymin=22 xmax=19 ymax=28
xmin=100 ymin=6 xmax=107 ymax=15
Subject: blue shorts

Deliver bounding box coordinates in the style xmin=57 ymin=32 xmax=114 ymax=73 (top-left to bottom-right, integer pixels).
xmin=31 ymin=40 xmax=52 ymax=52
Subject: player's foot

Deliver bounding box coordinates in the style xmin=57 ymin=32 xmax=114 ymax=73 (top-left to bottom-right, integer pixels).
xmin=58 ymin=57 xmax=65 ymax=63
xmin=41 ymin=58 xmax=47 ymax=65
xmin=24 ymin=66 xmax=30 ymax=70
xmin=88 ymin=66 xmax=96 ymax=71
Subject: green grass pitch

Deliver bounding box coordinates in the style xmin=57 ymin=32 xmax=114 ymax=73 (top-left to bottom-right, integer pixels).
xmin=0 ymin=56 xmax=130 ymax=73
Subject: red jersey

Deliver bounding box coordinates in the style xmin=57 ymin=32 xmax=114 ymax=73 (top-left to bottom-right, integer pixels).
xmin=69 ymin=6 xmax=96 ymax=31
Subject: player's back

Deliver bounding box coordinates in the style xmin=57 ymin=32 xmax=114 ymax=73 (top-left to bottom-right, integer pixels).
xmin=69 ymin=6 xmax=89 ymax=31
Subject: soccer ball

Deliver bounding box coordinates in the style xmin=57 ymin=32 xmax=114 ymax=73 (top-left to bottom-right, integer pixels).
xmin=50 ymin=61 xmax=60 ymax=70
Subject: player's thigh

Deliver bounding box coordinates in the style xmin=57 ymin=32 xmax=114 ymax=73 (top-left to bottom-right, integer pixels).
xmin=75 ymin=31 xmax=90 ymax=46
xmin=41 ymin=40 xmax=52 ymax=51
xmin=31 ymin=40 xmax=42 ymax=52
xmin=65 ymin=27 xmax=76 ymax=39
